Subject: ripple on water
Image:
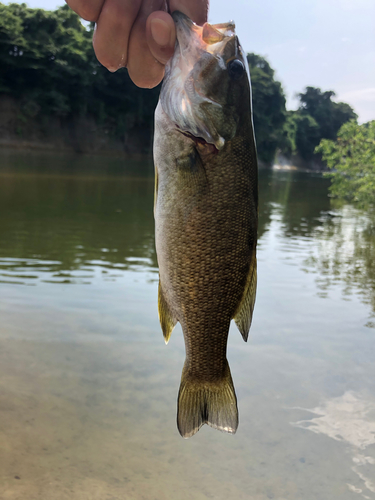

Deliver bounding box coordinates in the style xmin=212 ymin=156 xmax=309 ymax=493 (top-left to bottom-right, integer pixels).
xmin=0 ymin=256 xmax=157 ymax=286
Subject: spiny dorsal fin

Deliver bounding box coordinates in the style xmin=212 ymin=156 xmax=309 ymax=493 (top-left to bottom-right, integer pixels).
xmin=202 ymin=23 xmax=225 ymax=44
xmin=233 ymin=251 xmax=257 ymax=342
xmin=158 ymin=281 xmax=176 ymax=344
xmin=212 ymin=21 xmax=235 ymax=37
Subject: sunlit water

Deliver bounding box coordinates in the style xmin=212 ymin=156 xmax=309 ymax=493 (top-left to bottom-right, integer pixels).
xmin=0 ymin=150 xmax=374 ymax=500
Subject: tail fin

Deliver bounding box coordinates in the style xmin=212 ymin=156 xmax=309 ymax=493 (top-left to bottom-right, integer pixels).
xmin=177 ymin=361 xmax=238 ymax=438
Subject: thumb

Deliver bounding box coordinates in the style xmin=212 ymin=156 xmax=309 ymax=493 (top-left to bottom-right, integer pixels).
xmin=146 ymin=11 xmax=176 ymax=66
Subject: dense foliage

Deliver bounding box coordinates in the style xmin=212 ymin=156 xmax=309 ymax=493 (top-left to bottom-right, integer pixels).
xmin=289 ymin=87 xmax=358 ymax=161
xmin=246 ymin=54 xmax=287 ymax=164
xmin=316 ymin=120 xmax=375 ymax=207
xmin=0 ymin=2 xmax=159 ymax=141
xmin=0 ymin=3 xmax=358 ymax=163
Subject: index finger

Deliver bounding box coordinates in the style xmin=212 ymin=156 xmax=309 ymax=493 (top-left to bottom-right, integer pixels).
xmin=65 ymin=0 xmax=104 ymax=21
xmin=93 ymin=0 xmax=142 ymax=72
xmin=168 ymin=0 xmax=208 ymax=25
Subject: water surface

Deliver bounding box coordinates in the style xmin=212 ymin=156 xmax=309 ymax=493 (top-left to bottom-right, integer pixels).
xmin=0 ymin=151 xmax=374 ymax=500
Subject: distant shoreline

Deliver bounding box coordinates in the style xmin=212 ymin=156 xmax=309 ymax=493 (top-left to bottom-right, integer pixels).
xmin=0 ymin=95 xmax=154 ymax=160
xmin=0 ymin=138 xmax=151 ymax=161
xmin=0 ymin=96 xmax=325 ymax=172
xmin=0 ymin=144 xmax=326 ymax=174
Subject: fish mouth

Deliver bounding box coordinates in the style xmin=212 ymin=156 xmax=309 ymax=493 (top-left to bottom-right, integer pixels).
xmin=160 ymin=11 xmax=226 ymax=151
xmin=171 ymin=11 xmax=197 ymax=52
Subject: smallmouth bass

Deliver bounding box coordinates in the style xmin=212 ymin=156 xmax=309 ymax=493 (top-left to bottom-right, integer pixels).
xmin=153 ymin=12 xmax=258 ymax=438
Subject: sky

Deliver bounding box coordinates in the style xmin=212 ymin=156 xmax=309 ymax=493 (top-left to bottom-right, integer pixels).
xmin=4 ymin=0 xmax=375 ymax=123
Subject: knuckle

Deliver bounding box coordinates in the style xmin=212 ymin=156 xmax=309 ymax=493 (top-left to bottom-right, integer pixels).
xmin=73 ymin=2 xmax=101 ymax=21
xmin=105 ymin=0 xmax=140 ymax=24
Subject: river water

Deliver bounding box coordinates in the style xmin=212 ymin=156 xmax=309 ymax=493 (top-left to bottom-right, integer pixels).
xmin=0 ymin=150 xmax=374 ymax=500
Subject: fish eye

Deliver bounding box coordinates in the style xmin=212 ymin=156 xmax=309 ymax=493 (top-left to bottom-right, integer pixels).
xmin=227 ymin=59 xmax=245 ymax=80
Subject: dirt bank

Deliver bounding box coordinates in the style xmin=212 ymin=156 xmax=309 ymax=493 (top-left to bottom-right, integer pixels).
xmin=0 ymin=95 xmax=153 ymax=157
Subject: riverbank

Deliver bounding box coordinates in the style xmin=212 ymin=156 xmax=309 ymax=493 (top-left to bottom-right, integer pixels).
xmin=0 ymin=96 xmax=153 ymax=158
xmin=0 ymin=96 xmax=326 ymax=171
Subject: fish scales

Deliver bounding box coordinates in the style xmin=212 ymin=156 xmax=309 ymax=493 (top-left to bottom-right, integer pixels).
xmin=153 ymin=12 xmax=258 ymax=438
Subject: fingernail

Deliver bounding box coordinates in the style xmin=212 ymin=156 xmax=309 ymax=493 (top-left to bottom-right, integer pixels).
xmin=150 ymin=18 xmax=171 ymax=47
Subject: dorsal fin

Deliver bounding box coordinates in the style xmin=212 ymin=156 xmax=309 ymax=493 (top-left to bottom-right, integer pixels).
xmin=211 ymin=21 xmax=235 ymax=37
xmin=202 ymin=23 xmax=225 ymax=44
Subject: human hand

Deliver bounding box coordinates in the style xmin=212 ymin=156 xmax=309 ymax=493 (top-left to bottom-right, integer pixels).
xmin=65 ymin=0 xmax=209 ymax=88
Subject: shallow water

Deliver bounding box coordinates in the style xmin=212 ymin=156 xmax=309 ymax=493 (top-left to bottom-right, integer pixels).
xmin=0 ymin=151 xmax=374 ymax=500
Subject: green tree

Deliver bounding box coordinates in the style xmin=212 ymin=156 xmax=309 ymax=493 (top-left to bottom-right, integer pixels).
xmin=0 ymin=3 xmax=159 ymax=146
xmin=0 ymin=4 xmax=360 ymax=163
xmin=294 ymin=87 xmax=357 ymax=160
xmin=299 ymin=87 xmax=356 ymax=140
xmin=247 ymin=53 xmax=287 ymax=165
xmin=292 ymin=111 xmax=320 ymax=160
xmin=0 ymin=3 xmax=92 ymax=114
xmin=276 ymin=110 xmax=298 ymax=157
xmin=316 ymin=120 xmax=375 ymax=207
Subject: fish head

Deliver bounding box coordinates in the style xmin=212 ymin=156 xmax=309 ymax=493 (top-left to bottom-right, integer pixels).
xmin=160 ymin=11 xmax=252 ymax=151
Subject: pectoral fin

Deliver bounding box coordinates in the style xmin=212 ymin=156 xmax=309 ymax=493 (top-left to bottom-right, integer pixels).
xmin=158 ymin=281 xmax=177 ymax=344
xmin=233 ymin=251 xmax=257 ymax=342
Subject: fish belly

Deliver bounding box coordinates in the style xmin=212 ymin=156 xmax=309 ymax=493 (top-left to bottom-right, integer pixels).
xmin=154 ymin=111 xmax=257 ymax=437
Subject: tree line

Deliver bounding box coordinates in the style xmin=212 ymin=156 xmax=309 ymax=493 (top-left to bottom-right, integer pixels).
xmin=0 ymin=2 xmax=358 ymax=166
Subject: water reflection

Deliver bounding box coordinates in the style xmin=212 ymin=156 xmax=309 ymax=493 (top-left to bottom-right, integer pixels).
xmin=292 ymin=391 xmax=375 ymax=498
xmin=258 ymin=169 xmax=331 ymax=239
xmin=1 ymin=163 xmax=374 ymax=319
xmin=0 ymin=148 xmax=154 ymax=177
xmin=0 ymin=171 xmax=158 ymax=285
xmin=1 ymin=153 xmax=375 ymax=499
xmin=302 ymin=206 xmax=375 ymax=324
xmin=258 ymin=169 xmax=375 ymax=326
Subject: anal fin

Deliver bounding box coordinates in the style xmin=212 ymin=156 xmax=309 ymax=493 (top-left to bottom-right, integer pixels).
xmin=233 ymin=250 xmax=257 ymax=342
xmin=158 ymin=281 xmax=177 ymax=344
